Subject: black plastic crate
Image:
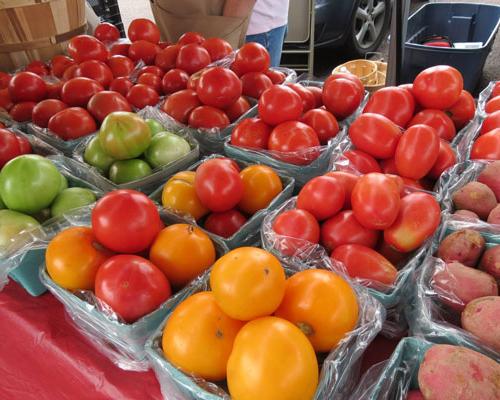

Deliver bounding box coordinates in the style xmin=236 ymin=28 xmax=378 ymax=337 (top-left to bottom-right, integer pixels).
xmin=87 ymin=0 xmax=125 ymax=37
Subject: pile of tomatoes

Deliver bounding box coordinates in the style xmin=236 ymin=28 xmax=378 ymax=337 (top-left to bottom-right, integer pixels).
xmin=0 ymin=128 xmax=32 ymax=168
xmin=271 ymin=170 xmax=441 ymax=287
xmin=46 ymin=189 xmax=217 ymax=323
xmin=161 ymin=246 xmax=359 ymax=400
xmin=230 ymin=73 xmax=365 ymax=165
xmin=161 ymin=157 xmax=284 ymax=238
xmin=472 ymin=82 xmax=500 ymax=160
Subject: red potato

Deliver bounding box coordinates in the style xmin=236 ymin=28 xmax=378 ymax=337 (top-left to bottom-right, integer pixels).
xmin=432 ymin=261 xmax=498 ymax=311
xmin=477 ymin=161 xmax=500 ymax=202
xmin=453 ymin=209 xmax=480 ymax=220
xmin=452 ymin=182 xmax=497 ymax=220
xmin=462 ymin=296 xmax=500 ymax=352
xmin=437 ymin=229 xmax=485 ymax=266
xmin=418 ymin=344 xmax=500 ymax=400
xmin=479 ymin=245 xmax=500 ymax=279
xmin=488 ymin=205 xmax=500 ymax=224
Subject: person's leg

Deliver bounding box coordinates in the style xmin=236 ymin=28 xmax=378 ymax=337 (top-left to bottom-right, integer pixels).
xmin=266 ymin=24 xmax=287 ymax=67
xmin=245 ymin=32 xmax=269 ymax=50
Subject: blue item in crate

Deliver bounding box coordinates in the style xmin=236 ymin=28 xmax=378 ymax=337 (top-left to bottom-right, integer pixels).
xmin=8 ymin=249 xmax=46 ymax=296
xmin=403 ymin=2 xmax=500 ymax=92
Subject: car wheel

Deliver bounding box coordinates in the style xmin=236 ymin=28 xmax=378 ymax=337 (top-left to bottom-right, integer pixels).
xmin=345 ymin=0 xmax=392 ymax=57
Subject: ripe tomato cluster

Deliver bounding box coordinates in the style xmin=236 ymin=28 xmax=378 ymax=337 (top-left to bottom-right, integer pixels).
xmin=472 ymin=82 xmax=500 ymax=160
xmin=46 ymin=190 xmax=217 ymax=322
xmin=0 ymin=129 xmax=32 ymax=168
xmin=161 ymin=157 xmax=283 ymax=238
xmin=161 ymin=246 xmax=359 ymax=400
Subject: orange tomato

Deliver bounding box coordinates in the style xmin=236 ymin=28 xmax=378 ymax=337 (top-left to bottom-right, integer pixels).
xmin=162 ymin=291 xmax=244 ymax=380
xmin=227 ymin=316 xmax=319 ymax=400
xmin=237 ymin=165 xmax=283 ymax=214
xmin=210 ymin=247 xmax=286 ymax=320
xmin=161 ymin=171 xmax=209 ymax=220
xmin=274 ymin=269 xmax=359 ymax=352
xmin=149 ymin=224 xmax=216 ymax=288
xmin=45 ymin=226 xmax=112 ymax=290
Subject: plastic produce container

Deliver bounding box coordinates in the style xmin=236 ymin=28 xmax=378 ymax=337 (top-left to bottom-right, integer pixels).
xmin=402 ymin=2 xmax=500 ymax=91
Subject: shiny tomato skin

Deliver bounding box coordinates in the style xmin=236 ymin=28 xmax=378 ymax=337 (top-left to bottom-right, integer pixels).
xmin=204 ymin=209 xmax=248 ymax=238
xmin=128 ymin=18 xmax=160 ymax=44
xmin=176 ymin=44 xmax=211 ymax=74
xmin=61 ymin=77 xmax=104 ymax=107
xmin=75 ymin=60 xmax=113 ymax=88
xmin=485 ymin=95 xmax=500 ymax=114
xmin=126 ymin=84 xmax=160 ymax=109
xmin=241 ymin=72 xmax=272 ymax=99
xmin=0 ymin=72 xmax=12 ymax=89
xmin=258 ymin=85 xmax=303 ymax=126
xmin=161 ymin=69 xmax=189 ymax=94
xmin=408 ymin=109 xmax=456 ymax=142
xmin=322 ymin=76 xmax=364 ymax=119
xmin=324 ymin=171 xmax=359 ymax=209
xmin=225 ymin=96 xmax=251 ymax=122
xmin=188 ymin=106 xmax=230 ymax=129
xmin=25 ymin=60 xmax=49 ymax=76
xmin=155 ymin=44 xmax=181 ymax=70
xmin=9 ymin=102 xmax=36 ymax=122
xmin=197 ymin=67 xmax=242 ymax=109
xmin=107 ymin=55 xmax=135 ymax=78
xmin=349 ymin=113 xmax=402 ymax=159
xmin=329 ymin=72 xmax=364 ymax=93
xmin=471 ymin=129 xmax=500 ymax=160
xmin=8 ymin=72 xmax=47 ymax=103
xmin=0 ymin=129 xmax=21 ymax=168
xmin=48 ymin=107 xmax=97 ymax=140
xmin=87 ymin=91 xmax=132 ymax=123
xmin=231 ymin=117 xmax=272 ymax=149
xmin=202 ymin=37 xmax=233 ymax=61
xmin=384 ymin=192 xmax=441 ymax=252
xmin=94 ymin=22 xmax=120 ymax=42
xmin=272 ymin=209 xmax=320 ymax=256
xmin=31 ymin=99 xmax=68 ymax=128
xmin=331 ymin=244 xmax=398 ymax=285
xmin=62 ymin=64 xmax=79 ymax=81
xmin=178 ymin=32 xmax=205 ymax=46
xmin=446 ymin=90 xmax=475 ymax=129
xmin=264 ymin=69 xmax=286 ymax=84
xmin=95 ymin=255 xmax=171 ymax=323
xmin=0 ymin=88 xmax=13 ymax=111
xmin=428 ymin=140 xmax=457 ymax=179
xmin=342 ymin=150 xmax=382 ymax=174
xmin=301 ymin=109 xmax=339 ymax=144
xmin=109 ymin=77 xmax=133 ymax=97
xmin=268 ymin=121 xmax=320 ymax=165
xmin=412 ymin=65 xmax=463 ymax=109
xmin=45 ymin=81 xmax=63 ymax=100
xmin=351 ymin=173 xmax=401 ymax=230
xmin=395 ymin=124 xmax=440 ymax=179
xmin=138 ymin=65 xmax=164 ymax=78
xmin=231 ymin=42 xmax=270 ymax=75
xmin=162 ymin=89 xmax=201 ymax=124
xmin=128 ymin=40 xmax=160 ymax=64
xmin=287 ymin=83 xmax=316 ymax=112
xmin=238 ymin=165 xmax=283 ymax=214
xmin=480 ymin=110 xmax=500 ymax=135
xmin=109 ymin=41 xmax=131 ymax=56
xmin=321 ymin=210 xmax=379 ymax=252
xmin=297 ymin=176 xmax=345 ymax=221
xmin=67 ymin=35 xmax=109 ymax=63
xmin=363 ymin=87 xmax=415 ymax=127
xmin=379 ymin=158 xmax=398 ymax=175
xmin=137 ymin=72 xmax=162 ymax=93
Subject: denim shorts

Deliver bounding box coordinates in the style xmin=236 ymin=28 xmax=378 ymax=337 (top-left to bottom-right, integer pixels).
xmin=246 ymin=24 xmax=287 ymax=67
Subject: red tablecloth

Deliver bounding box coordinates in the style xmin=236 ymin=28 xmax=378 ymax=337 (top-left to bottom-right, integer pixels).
xmin=0 ymin=280 xmax=399 ymax=400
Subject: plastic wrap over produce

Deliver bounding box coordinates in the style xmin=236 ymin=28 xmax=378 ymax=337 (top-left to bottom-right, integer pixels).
xmin=260 ymin=196 xmax=434 ymax=338
xmin=145 ymin=262 xmax=385 ymax=400
xmin=477 ymin=80 xmax=496 ymax=117
xmin=149 ymin=154 xmax=295 ymax=249
xmin=27 ymin=123 xmax=96 ymax=156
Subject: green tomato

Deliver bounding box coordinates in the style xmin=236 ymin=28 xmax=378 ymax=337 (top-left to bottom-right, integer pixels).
xmin=109 ymin=159 xmax=152 ymax=184
xmin=59 ymin=174 xmax=68 ymax=193
xmin=144 ymin=132 xmax=191 ymax=168
xmin=51 ymin=188 xmax=97 ymax=218
xmin=99 ymin=112 xmax=151 ymax=160
xmin=84 ymin=136 xmax=115 ymax=174
xmin=146 ymin=118 xmax=165 ymax=136
xmin=0 ymin=210 xmax=40 ymax=249
xmin=0 ymin=155 xmax=63 ymax=214
xmin=0 ymin=194 xmax=4 ymax=209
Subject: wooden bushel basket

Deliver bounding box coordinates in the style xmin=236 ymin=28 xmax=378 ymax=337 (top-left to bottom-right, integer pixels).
xmin=0 ymin=0 xmax=87 ymax=72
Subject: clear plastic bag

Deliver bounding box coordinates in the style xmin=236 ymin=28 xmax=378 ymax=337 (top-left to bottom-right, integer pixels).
xmin=149 ymin=154 xmax=295 ymax=249
xmin=12 ymin=128 xmax=63 ymax=156
xmin=145 ymin=259 xmax=385 ymax=400
xmin=477 ymin=80 xmax=496 ymax=117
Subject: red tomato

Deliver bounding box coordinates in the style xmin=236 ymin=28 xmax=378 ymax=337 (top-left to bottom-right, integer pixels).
xmin=0 ymin=88 xmax=13 ymax=111
xmin=480 ymin=110 xmax=500 ymax=136
xmin=395 ymin=124 xmax=440 ymax=179
xmin=195 ymin=159 xmax=244 ymax=212
xmin=31 ymin=99 xmax=67 ymax=128
xmin=328 ymin=73 xmax=364 ymax=93
xmin=301 ymin=109 xmax=339 ymax=145
xmin=109 ymin=77 xmax=133 ymax=97
xmin=128 ymin=40 xmax=160 ymax=64
xmin=348 ymin=113 xmax=401 ymax=159
xmin=384 ymin=192 xmax=441 ymax=252
xmin=126 ymin=84 xmax=160 ymax=109
xmin=264 ymin=69 xmax=286 ymax=84
xmin=351 ymin=173 xmax=401 ymax=230
xmin=8 ymin=72 xmax=47 ymax=103
xmin=107 ymin=55 xmax=135 ymax=78
xmin=323 ymin=76 xmax=364 ymax=120
xmin=470 ymin=129 xmax=500 ymax=160
xmin=342 ymin=150 xmax=382 ymax=174
xmin=324 ymin=171 xmax=359 ymax=209
xmin=297 ymin=176 xmax=345 ymax=221
xmin=48 ymin=107 xmax=97 ymax=140
xmin=87 ymin=91 xmax=131 ymax=123
xmin=67 ymin=35 xmax=109 ymax=63
xmin=241 ymin=72 xmax=272 ymax=99
xmin=128 ymin=19 xmax=160 ymax=44
xmin=377 ymin=240 xmax=409 ymax=266
xmin=188 ymin=106 xmax=230 ymax=129
xmin=491 ymin=82 xmax=500 ymax=99
xmin=46 ymin=81 xmax=63 ymax=100
xmin=161 ymin=69 xmax=189 ymax=94
xmin=232 ymin=42 xmax=270 ymax=76
xmin=187 ymin=73 xmax=202 ymax=91
xmin=379 ymin=158 xmax=398 ymax=175
xmin=92 ymin=190 xmax=161 ymax=253
xmin=25 ymin=60 xmax=50 ymax=76
xmin=258 ymin=85 xmax=303 ymax=126
xmin=0 ymin=72 xmax=11 ymax=89
xmin=202 ymin=37 xmax=232 ymax=61
xmin=95 ymin=255 xmax=171 ymax=323
xmin=94 ymin=22 xmax=120 ymax=42
xmin=321 ymin=210 xmax=379 ymax=252
xmin=178 ymin=32 xmax=205 ymax=46
xmin=176 ymin=44 xmax=211 ymax=74
xmin=287 ymin=83 xmax=316 ymax=112
xmin=9 ymin=102 xmax=36 ymax=122
xmin=331 ymin=244 xmax=397 ymax=285
xmin=62 ymin=64 xmax=79 ymax=81
xmin=61 ymin=77 xmax=104 ymax=107
xmin=155 ymin=45 xmax=181 ymax=70
xmin=137 ymin=72 xmax=162 ymax=93
xmin=225 ymin=96 xmax=251 ymax=122
xmin=75 ymin=60 xmax=113 ymax=88
xmin=158 ymin=41 xmax=170 ymax=49
xmin=138 ymin=66 xmax=164 ymax=78
xmin=413 ymin=65 xmax=463 ymax=110
xmin=231 ymin=117 xmax=272 ymax=149
xmin=408 ymin=109 xmax=456 ymax=142
xmin=446 ymin=90 xmax=475 ymax=129
xmin=110 ymin=41 xmax=131 ymax=56
xmin=268 ymin=121 xmax=320 ymax=165
xmin=272 ymin=209 xmax=320 ymax=256
xmin=162 ymin=89 xmax=201 ymax=123
xmin=204 ymin=210 xmax=248 ymax=238
xmin=428 ymin=140 xmax=456 ymax=179
xmin=485 ymin=95 xmax=500 ymax=114
xmin=0 ymin=129 xmax=22 ymax=168
xmin=197 ymin=67 xmax=242 ymax=108
xmin=363 ymin=87 xmax=415 ymax=127
xmin=307 ymin=86 xmax=323 ymax=108
xmin=16 ymin=135 xmax=32 ymax=155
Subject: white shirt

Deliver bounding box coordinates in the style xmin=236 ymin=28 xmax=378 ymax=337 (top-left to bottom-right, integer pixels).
xmin=247 ymin=0 xmax=290 ymax=35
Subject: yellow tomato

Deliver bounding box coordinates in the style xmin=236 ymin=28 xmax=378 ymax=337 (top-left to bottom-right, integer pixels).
xmin=238 ymin=165 xmax=283 ymax=214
